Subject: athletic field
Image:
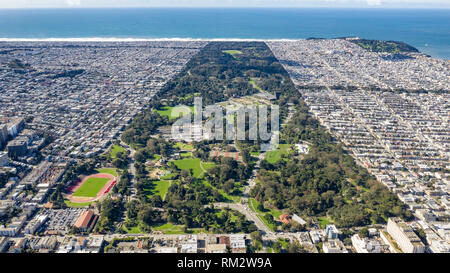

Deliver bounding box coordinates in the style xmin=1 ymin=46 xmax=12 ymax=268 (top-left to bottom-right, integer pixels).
xmin=64 ymin=171 xmax=117 ymax=205
xmin=72 ymin=177 xmax=110 ymax=197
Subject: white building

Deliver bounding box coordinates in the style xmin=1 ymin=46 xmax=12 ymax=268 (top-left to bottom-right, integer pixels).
xmin=309 ymin=230 xmax=322 ymax=244
xmin=24 ymin=214 xmax=48 ymax=235
xmin=325 ymin=225 xmax=339 ymax=239
xmin=386 ymin=217 xmax=425 ymax=253
xmin=429 ymin=240 xmax=450 ymax=253
xmin=230 ymin=234 xmax=246 ymax=252
xmin=351 ymin=234 xmax=382 ymax=253
xmin=181 ymin=243 xmax=197 ymax=253
xmin=323 ymin=239 xmax=348 ymax=253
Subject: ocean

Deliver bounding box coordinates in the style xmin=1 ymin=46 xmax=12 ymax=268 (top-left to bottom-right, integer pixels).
xmin=0 ymin=8 xmax=449 ymax=59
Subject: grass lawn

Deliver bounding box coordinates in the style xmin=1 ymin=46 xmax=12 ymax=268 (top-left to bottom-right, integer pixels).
xmin=152 ymin=222 xmax=206 ymax=234
xmin=249 ymin=198 xmax=260 ymax=213
xmin=153 ymin=180 xmax=171 ymax=199
xmin=173 ymin=158 xmax=203 ymax=177
xmin=156 ymin=106 xmax=194 ymax=120
xmin=151 ymin=154 xmax=161 ymax=162
xmin=264 ymin=144 xmax=291 ymax=164
xmin=223 ymin=50 xmax=243 ymax=58
xmin=96 ymin=168 xmax=118 ymax=177
xmin=180 ymin=152 xmax=192 ymax=158
xmin=64 ymin=200 xmax=92 ymax=207
xmin=270 ymin=209 xmax=283 ymax=219
xmin=201 ymin=162 xmax=216 ymax=171
xmin=72 ymin=177 xmax=109 ymax=197
xmin=122 ymin=225 xmax=143 ymax=234
xmin=173 ymin=142 xmax=194 ymax=151
xmin=142 ymin=179 xmax=172 ymax=199
xmin=160 ymin=172 xmax=175 ymax=180
xmin=318 ymin=217 xmax=332 ymax=229
xmin=110 ymin=144 xmax=125 ymax=159
xmin=152 ymin=223 xmax=185 ymax=234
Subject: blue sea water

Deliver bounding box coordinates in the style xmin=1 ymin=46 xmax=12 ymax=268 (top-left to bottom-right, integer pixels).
xmin=0 ymin=8 xmax=449 ymax=59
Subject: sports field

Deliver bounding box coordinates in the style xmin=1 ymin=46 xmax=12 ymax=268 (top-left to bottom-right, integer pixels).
xmin=65 ymin=171 xmax=117 ymax=206
xmin=72 ymin=177 xmax=110 ymax=197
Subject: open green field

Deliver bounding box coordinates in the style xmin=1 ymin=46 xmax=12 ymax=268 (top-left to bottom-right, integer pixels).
xmin=110 ymin=144 xmax=125 ymax=159
xmin=96 ymin=168 xmax=118 ymax=177
xmin=173 ymin=142 xmax=194 ymax=151
xmin=201 ymin=162 xmax=216 ymax=171
xmin=150 ymin=154 xmax=161 ymax=162
xmin=156 ymin=106 xmax=194 ymax=120
xmin=64 ymin=200 xmax=92 ymax=208
xmin=153 ymin=222 xmax=207 ymax=234
xmin=173 ymin=158 xmax=203 ymax=177
xmin=141 ymin=179 xmax=172 ymax=199
xmin=223 ymin=49 xmax=243 ymax=58
xmin=152 ymin=223 xmax=185 ymax=234
xmin=72 ymin=177 xmax=109 ymax=197
xmin=153 ymin=180 xmax=171 ymax=199
xmin=318 ymin=217 xmax=332 ymax=228
xmin=264 ymin=144 xmax=291 ymax=164
xmin=122 ymin=224 xmax=143 ymax=234
xmin=180 ymin=152 xmax=192 ymax=158
xmin=123 ymin=222 xmax=206 ymax=235
xmin=160 ymin=172 xmax=176 ymax=180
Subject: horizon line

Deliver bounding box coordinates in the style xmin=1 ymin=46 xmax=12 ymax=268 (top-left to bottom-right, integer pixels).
xmin=0 ymin=6 xmax=449 ymax=10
